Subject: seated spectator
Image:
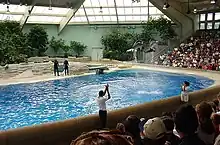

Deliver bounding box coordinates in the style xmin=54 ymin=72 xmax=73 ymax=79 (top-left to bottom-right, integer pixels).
xmin=123 ymin=115 xmax=142 ymax=145
xmin=174 ymin=104 xmax=206 ymax=145
xmin=70 ymin=130 xmax=134 ymax=145
xmin=196 ymin=102 xmax=215 ymax=145
xmin=161 ymin=116 xmax=180 ymax=145
xmin=142 ymin=117 xmax=167 ymax=145
xmin=211 ymin=113 xmax=220 ymax=135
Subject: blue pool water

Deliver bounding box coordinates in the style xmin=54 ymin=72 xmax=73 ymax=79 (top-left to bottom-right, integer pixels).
xmin=0 ymin=69 xmax=214 ymax=130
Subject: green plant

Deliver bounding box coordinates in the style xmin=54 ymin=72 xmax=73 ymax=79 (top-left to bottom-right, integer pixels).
xmin=141 ymin=17 xmax=176 ymax=42
xmin=47 ymin=36 xmax=66 ymax=57
xmin=70 ymin=41 xmax=87 ymax=57
xmin=101 ymin=29 xmax=138 ymax=61
xmin=0 ymin=21 xmax=27 ymax=65
xmin=26 ymin=25 xmax=48 ymax=57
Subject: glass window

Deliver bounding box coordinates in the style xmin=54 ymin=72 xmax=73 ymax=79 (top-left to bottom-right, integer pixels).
xmin=95 ymin=16 xmax=103 ymax=21
xmin=108 ymin=8 xmax=116 ymax=15
xmin=207 ymin=22 xmax=213 ymax=29
xmin=117 ymin=8 xmax=125 ymax=15
xmin=106 ymin=0 xmax=115 ymax=7
xmin=118 ymin=15 xmax=126 ymax=21
xmin=85 ymin=8 xmax=94 ymax=15
xmin=126 ymin=15 xmax=133 ymax=21
xmin=141 ymin=7 xmax=148 ymax=14
xmin=83 ymin=0 xmax=92 ymax=7
xmin=207 ymin=13 xmax=213 ymax=21
xmin=149 ymin=2 xmax=154 ymax=6
xmin=200 ymin=14 xmax=206 ymax=21
xmin=124 ymin=8 xmax=133 ymax=14
xmin=141 ymin=16 xmax=148 ymax=21
xmin=70 ymin=16 xmax=87 ymax=22
xmin=99 ymin=0 xmax=108 ymax=7
xmin=132 ymin=7 xmax=141 ymax=14
xmin=27 ymin=16 xmax=63 ymax=23
xmin=110 ymin=16 xmax=117 ymax=21
xmin=115 ymin=0 xmax=125 ymax=6
xmin=75 ymin=8 xmax=85 ymax=16
xmin=0 ymin=14 xmax=23 ymax=21
xmin=90 ymin=0 xmax=100 ymax=7
xmin=0 ymin=4 xmax=26 ymax=13
xmin=88 ymin=16 xmax=96 ymax=21
xmin=141 ymin=0 xmax=148 ymax=6
xmin=215 ymin=12 xmax=220 ymax=20
xmin=132 ymin=16 xmax=141 ymax=21
xmin=214 ymin=22 xmax=220 ymax=29
xmin=149 ymin=7 xmax=162 ymax=14
xmin=103 ymin=16 xmax=111 ymax=21
xmin=200 ymin=23 xmax=205 ymax=29
xmin=32 ymin=6 xmax=69 ymax=15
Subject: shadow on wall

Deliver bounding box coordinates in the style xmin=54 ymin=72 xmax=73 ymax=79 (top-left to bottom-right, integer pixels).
xmin=0 ymin=85 xmax=220 ymax=145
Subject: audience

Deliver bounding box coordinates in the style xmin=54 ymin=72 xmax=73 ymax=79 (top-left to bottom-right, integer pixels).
xmin=161 ymin=116 xmax=180 ymax=145
xmin=71 ymin=95 xmax=220 ymax=145
xmin=160 ymin=31 xmax=220 ymax=71
xmin=70 ymin=130 xmax=134 ymax=145
xmin=196 ymin=102 xmax=216 ymax=145
xmin=174 ymin=104 xmax=206 ymax=145
xmin=142 ymin=117 xmax=167 ymax=145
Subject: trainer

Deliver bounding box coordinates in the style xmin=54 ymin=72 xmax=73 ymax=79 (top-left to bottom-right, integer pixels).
xmin=96 ymin=84 xmax=111 ymax=129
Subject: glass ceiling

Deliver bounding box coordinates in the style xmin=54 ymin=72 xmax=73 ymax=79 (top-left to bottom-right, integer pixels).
xmin=0 ymin=0 xmax=169 ymax=24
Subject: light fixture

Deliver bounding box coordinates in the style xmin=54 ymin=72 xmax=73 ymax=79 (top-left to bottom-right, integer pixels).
xmin=193 ymin=7 xmax=197 ymax=13
xmin=99 ymin=6 xmax=103 ymax=13
xmin=7 ymin=0 xmax=10 ymax=5
xmin=6 ymin=5 xmax=10 ymax=13
xmin=211 ymin=0 xmax=216 ymax=3
xmin=2 ymin=2 xmax=5 ymax=5
xmin=48 ymin=0 xmax=52 ymax=10
xmin=19 ymin=0 xmax=23 ymax=6
xmin=163 ymin=2 xmax=170 ymax=10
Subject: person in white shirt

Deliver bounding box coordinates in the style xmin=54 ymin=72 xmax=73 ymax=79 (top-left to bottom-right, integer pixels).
xmin=181 ymin=81 xmax=190 ymax=103
xmin=96 ymin=84 xmax=111 ymax=128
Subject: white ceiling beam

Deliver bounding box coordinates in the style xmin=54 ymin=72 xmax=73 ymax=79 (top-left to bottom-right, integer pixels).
xmin=20 ymin=1 xmax=36 ymax=28
xmin=58 ymin=0 xmax=85 ymax=35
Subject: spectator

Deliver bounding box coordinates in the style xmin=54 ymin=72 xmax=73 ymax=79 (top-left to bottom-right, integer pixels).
xmin=196 ymin=102 xmax=215 ymax=145
xmin=142 ymin=117 xmax=167 ymax=145
xmin=174 ymin=104 xmax=206 ymax=145
xmin=123 ymin=115 xmax=142 ymax=145
xmin=211 ymin=113 xmax=220 ymax=135
xmin=70 ymin=130 xmax=134 ymax=145
xmin=161 ymin=116 xmax=180 ymax=145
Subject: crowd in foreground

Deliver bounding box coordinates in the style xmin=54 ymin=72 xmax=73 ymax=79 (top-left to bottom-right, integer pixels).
xmin=160 ymin=31 xmax=220 ymax=71
xmin=70 ymin=92 xmax=220 ymax=145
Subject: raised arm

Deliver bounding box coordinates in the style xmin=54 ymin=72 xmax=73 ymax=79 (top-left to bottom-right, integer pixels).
xmin=106 ymin=86 xmax=111 ymax=100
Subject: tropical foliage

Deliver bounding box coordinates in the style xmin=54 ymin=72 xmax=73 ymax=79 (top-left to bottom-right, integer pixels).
xmin=26 ymin=25 xmax=48 ymax=57
xmin=0 ymin=21 xmax=28 ymax=65
xmin=70 ymin=41 xmax=87 ymax=57
xmin=101 ymin=17 xmax=176 ymax=61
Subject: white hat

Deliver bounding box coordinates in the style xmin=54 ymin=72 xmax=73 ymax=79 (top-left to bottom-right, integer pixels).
xmin=144 ymin=117 xmax=166 ymax=140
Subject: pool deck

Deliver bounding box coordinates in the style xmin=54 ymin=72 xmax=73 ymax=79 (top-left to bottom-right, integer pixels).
xmin=0 ymin=63 xmax=220 ymax=86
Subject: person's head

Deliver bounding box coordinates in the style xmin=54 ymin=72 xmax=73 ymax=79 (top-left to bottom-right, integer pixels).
xmin=143 ymin=117 xmax=167 ymax=145
xmin=71 ymin=130 xmax=134 ymax=145
xmin=174 ymin=104 xmax=198 ymax=136
xmin=123 ymin=115 xmax=140 ymax=137
xmin=211 ymin=113 xmax=220 ymax=126
xmin=161 ymin=116 xmax=174 ymax=134
xmin=196 ymin=101 xmax=215 ymax=134
xmin=99 ymin=90 xmax=104 ymax=97
xmin=183 ymin=81 xmax=190 ymax=86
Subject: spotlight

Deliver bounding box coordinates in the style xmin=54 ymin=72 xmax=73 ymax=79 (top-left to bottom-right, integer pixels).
xmin=20 ymin=3 xmax=23 ymax=6
xmin=211 ymin=0 xmax=216 ymax=3
xmin=2 ymin=2 xmax=5 ymax=5
xmin=163 ymin=2 xmax=170 ymax=10
xmin=48 ymin=6 xmax=52 ymax=10
xmin=193 ymin=7 xmax=197 ymax=13
xmin=6 ymin=5 xmax=10 ymax=13
xmin=99 ymin=6 xmax=103 ymax=13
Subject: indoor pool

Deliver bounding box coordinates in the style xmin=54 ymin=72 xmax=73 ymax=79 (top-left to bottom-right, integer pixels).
xmin=0 ymin=69 xmax=214 ymax=130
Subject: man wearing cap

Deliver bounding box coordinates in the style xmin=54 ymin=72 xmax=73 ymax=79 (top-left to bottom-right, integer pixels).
xmin=142 ymin=117 xmax=167 ymax=145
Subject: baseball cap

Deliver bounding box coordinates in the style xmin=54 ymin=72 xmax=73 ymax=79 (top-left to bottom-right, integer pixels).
xmin=143 ymin=117 xmax=166 ymax=140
